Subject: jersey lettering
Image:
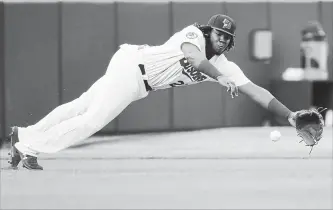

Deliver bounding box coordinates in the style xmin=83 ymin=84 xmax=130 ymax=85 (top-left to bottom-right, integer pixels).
xmin=167 ymin=58 xmax=208 ymax=88
xmin=170 ymin=81 xmax=185 ymax=87
xmin=179 ymin=58 xmax=207 ymax=82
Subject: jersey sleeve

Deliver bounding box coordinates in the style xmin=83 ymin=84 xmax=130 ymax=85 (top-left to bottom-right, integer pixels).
xmin=210 ymin=58 xmax=251 ymax=86
xmin=225 ymin=62 xmax=251 ymax=86
xmin=179 ymin=25 xmax=205 ymax=52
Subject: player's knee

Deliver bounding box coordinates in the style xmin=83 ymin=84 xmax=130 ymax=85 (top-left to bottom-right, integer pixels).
xmin=84 ymin=111 xmax=108 ymax=131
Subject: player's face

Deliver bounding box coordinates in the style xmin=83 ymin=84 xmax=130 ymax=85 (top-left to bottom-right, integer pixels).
xmin=210 ymin=29 xmax=232 ymax=55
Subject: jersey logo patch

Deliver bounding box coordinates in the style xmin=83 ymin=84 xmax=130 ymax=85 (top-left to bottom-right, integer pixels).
xmin=186 ymin=32 xmax=198 ymax=39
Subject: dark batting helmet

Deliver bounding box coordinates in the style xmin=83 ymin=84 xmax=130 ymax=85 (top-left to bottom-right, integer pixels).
xmin=208 ymin=14 xmax=236 ymax=37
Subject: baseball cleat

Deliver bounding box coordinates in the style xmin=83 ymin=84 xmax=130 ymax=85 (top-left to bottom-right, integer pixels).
xmin=8 ymin=126 xmax=21 ymax=169
xmin=19 ymin=153 xmax=43 ymax=170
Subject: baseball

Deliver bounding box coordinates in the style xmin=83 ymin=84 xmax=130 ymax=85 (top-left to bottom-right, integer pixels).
xmin=270 ymin=130 xmax=281 ymax=141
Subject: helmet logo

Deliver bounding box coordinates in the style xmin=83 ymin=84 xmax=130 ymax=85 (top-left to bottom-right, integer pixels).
xmin=222 ymin=19 xmax=231 ymax=30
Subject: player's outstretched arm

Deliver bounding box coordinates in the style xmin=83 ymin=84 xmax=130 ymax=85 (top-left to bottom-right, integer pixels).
xmin=238 ymin=82 xmax=295 ymax=126
xmin=181 ymin=42 xmax=238 ymax=97
xmin=240 ymin=81 xmax=326 ymax=153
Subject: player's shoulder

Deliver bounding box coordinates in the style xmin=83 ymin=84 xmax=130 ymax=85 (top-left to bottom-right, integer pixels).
xmin=212 ymin=54 xmax=234 ymax=68
xmin=225 ymin=60 xmax=245 ymax=76
xmin=226 ymin=60 xmax=242 ymax=71
xmin=164 ymin=24 xmax=205 ymax=47
xmin=216 ymin=55 xmax=241 ymax=71
xmin=180 ymin=25 xmax=205 ymax=38
xmin=213 ymin=54 xmax=228 ymax=62
xmin=213 ymin=55 xmax=243 ymax=74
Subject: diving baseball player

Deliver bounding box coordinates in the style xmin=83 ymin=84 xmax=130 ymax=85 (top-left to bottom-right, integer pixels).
xmin=8 ymin=14 xmax=300 ymax=170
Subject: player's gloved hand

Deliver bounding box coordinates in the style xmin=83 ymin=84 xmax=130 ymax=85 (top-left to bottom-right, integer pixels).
xmin=291 ymin=107 xmax=326 ymax=154
xmin=217 ymin=76 xmax=238 ymax=98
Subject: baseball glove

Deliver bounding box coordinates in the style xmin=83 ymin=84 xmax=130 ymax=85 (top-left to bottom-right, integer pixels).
xmin=294 ymin=107 xmax=326 ymax=154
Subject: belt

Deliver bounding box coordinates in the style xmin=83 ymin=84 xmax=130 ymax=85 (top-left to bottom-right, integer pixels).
xmin=138 ymin=64 xmax=152 ymax=92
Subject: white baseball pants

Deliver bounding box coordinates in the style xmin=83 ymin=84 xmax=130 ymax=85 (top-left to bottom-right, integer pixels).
xmin=15 ymin=44 xmax=149 ymax=156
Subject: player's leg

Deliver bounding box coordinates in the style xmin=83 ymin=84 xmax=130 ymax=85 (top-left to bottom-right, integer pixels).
xmin=7 ymin=74 xmax=96 ymax=168
xmin=13 ymin=47 xmax=145 ymax=169
xmin=20 ymin=45 xmax=129 ymax=133
xmin=16 ymin=71 xmax=137 ymax=154
xmin=7 ymin=85 xmax=92 ymax=169
xmin=13 ymin=69 xmax=140 ymax=170
xmin=26 ymin=91 xmax=90 ymax=132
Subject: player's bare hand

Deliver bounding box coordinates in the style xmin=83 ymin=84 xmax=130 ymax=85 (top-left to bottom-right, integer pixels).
xmin=217 ymin=76 xmax=238 ymax=98
xmin=287 ymin=111 xmax=297 ymax=127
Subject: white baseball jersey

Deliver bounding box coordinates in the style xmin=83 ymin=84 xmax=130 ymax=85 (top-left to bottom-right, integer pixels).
xmin=15 ymin=25 xmax=251 ymax=156
xmin=141 ymin=25 xmax=250 ymax=90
